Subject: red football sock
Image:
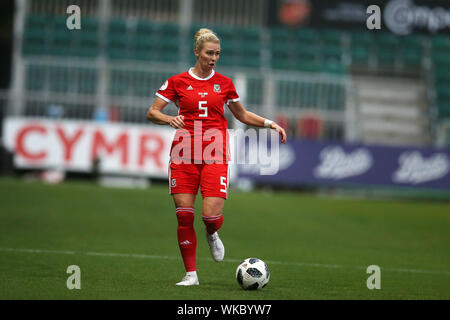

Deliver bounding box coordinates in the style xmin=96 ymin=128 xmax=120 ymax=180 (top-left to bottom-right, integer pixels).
xmin=176 ymin=207 xmax=197 ymax=272
xmin=202 ymin=213 xmax=224 ymax=235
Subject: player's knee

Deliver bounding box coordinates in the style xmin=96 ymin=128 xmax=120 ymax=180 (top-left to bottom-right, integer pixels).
xmin=202 ymin=199 xmax=225 ymax=217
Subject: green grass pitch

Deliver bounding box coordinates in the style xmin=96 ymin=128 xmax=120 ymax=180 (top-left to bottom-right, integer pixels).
xmin=0 ymin=177 xmax=449 ymax=299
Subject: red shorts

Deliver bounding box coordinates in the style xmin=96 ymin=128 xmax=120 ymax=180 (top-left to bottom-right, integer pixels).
xmin=168 ymin=161 xmax=229 ymax=199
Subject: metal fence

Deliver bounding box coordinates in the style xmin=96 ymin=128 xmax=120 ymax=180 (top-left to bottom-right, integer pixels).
xmin=27 ymin=0 xmax=264 ymax=26
xmin=436 ymin=119 xmax=450 ymax=147
xmin=6 ymin=57 xmax=353 ymax=140
xmin=5 ymin=0 xmax=358 ymax=142
xmin=28 ymin=0 xmax=100 ymax=16
xmin=192 ymin=0 xmax=264 ymax=27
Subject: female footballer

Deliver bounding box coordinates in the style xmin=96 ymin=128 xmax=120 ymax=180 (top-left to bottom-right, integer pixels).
xmin=147 ymin=28 xmax=287 ymax=286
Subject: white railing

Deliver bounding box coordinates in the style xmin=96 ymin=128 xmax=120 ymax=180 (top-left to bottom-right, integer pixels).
xmin=27 ymin=0 xmax=264 ymax=26
xmin=10 ymin=0 xmax=356 ymax=141
xmin=5 ymin=57 xmax=354 ymax=141
xmin=192 ymin=0 xmax=264 ymax=27
xmin=436 ymin=119 xmax=450 ymax=147
xmin=28 ymin=0 xmax=100 ymax=16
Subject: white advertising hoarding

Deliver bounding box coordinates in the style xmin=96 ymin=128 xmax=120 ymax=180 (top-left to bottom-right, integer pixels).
xmin=2 ymin=117 xmax=174 ymax=178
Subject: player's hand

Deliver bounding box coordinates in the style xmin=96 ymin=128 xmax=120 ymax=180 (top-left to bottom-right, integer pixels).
xmin=271 ymin=122 xmax=287 ymax=144
xmin=169 ymin=115 xmax=185 ymax=129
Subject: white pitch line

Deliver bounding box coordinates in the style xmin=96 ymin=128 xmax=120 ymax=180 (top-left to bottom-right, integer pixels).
xmin=1 ymin=247 xmax=449 ymax=276
xmin=85 ymin=251 xmax=179 ymax=261
xmin=0 ymin=247 xmax=76 ymax=255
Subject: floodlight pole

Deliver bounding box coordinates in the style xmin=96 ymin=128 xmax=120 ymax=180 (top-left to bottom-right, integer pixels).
xmin=344 ymin=79 xmax=358 ymax=142
xmin=9 ymin=0 xmax=27 ymax=116
xmin=95 ymin=0 xmax=111 ymax=120
xmin=179 ymin=0 xmax=193 ymax=69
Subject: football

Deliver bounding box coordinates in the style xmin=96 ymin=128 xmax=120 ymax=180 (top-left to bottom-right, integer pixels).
xmin=235 ymin=257 xmax=270 ymax=290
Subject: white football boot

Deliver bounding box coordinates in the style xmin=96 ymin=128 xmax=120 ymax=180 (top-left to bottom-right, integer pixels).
xmin=176 ymin=272 xmax=199 ymax=286
xmin=206 ymin=231 xmax=225 ymax=262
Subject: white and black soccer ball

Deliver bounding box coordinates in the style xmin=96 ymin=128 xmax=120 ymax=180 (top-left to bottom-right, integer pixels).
xmin=235 ymin=257 xmax=270 ymax=290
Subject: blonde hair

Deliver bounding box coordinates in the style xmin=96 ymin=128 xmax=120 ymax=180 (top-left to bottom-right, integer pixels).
xmin=194 ymin=28 xmax=220 ymax=52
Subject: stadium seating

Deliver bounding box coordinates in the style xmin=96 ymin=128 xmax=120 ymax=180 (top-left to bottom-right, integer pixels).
xmin=431 ymin=35 xmax=450 ymax=119
xmin=23 ymin=14 xmax=99 ymax=57
xmin=245 ymin=78 xmax=264 ymax=106
xmin=25 ymin=64 xmax=45 ymax=91
xmin=21 ymin=14 xmax=428 ymax=75
xmin=20 ymin=13 xmax=449 ymax=119
xmin=25 ymin=64 xmax=98 ymax=95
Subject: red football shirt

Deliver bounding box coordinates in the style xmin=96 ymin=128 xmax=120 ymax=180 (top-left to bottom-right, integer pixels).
xmin=156 ymin=68 xmax=240 ymax=163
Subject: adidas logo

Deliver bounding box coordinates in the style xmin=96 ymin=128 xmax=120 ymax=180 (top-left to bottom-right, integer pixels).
xmin=180 ymin=240 xmax=192 ymax=246
xmin=187 ymin=85 xmax=193 ymax=90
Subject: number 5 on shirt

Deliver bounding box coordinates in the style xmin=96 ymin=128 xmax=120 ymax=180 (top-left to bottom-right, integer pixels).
xmin=220 ymin=176 xmax=227 ymax=193
xmin=199 ymin=101 xmax=208 ymax=117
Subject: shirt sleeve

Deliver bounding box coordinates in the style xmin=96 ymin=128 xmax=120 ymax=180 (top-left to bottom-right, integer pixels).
xmin=155 ymin=77 xmax=177 ymax=103
xmin=225 ymin=79 xmax=240 ymax=105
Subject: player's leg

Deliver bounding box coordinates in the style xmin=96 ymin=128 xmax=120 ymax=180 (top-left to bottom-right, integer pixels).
xmin=173 ymin=193 xmax=199 ymax=286
xmin=200 ymin=163 xmax=229 ymax=261
xmin=169 ymin=162 xmax=200 ymax=286
xmin=202 ymin=197 xmax=225 ymax=261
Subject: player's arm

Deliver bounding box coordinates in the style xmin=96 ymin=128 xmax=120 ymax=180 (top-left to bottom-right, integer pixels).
xmin=146 ymin=97 xmax=185 ymax=129
xmin=228 ymin=100 xmax=287 ymax=143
